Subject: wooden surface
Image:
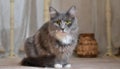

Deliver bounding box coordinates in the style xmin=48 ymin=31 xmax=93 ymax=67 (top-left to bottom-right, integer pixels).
xmin=0 ymin=57 xmax=120 ymax=69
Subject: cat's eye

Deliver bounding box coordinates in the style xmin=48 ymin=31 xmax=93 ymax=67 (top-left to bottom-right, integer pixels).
xmin=56 ymin=20 xmax=61 ymax=24
xmin=66 ymin=20 xmax=71 ymax=25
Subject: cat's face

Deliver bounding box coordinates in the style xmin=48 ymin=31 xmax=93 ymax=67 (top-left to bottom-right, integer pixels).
xmin=49 ymin=6 xmax=77 ymax=33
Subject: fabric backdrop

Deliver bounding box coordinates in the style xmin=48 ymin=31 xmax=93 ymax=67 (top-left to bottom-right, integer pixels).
xmin=0 ymin=0 xmax=44 ymax=57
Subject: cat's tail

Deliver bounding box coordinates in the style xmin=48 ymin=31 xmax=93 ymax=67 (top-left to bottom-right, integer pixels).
xmin=21 ymin=57 xmax=40 ymax=67
xmin=21 ymin=56 xmax=55 ymax=67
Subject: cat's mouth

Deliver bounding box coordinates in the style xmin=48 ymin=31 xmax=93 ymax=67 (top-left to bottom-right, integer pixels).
xmin=60 ymin=30 xmax=66 ymax=33
xmin=56 ymin=30 xmax=66 ymax=33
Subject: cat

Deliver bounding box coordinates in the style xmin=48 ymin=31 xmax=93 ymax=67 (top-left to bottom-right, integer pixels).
xmin=21 ymin=6 xmax=79 ymax=68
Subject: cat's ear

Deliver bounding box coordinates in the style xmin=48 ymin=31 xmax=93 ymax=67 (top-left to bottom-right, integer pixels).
xmin=49 ymin=7 xmax=58 ymax=19
xmin=66 ymin=6 xmax=76 ymax=17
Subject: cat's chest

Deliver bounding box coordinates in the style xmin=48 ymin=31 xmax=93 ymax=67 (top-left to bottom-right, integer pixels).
xmin=60 ymin=35 xmax=73 ymax=44
xmin=55 ymin=45 xmax=75 ymax=58
xmin=55 ymin=31 xmax=74 ymax=45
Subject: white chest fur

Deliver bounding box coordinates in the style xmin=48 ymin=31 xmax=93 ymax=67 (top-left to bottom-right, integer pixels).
xmin=55 ymin=31 xmax=73 ymax=45
xmin=60 ymin=35 xmax=73 ymax=44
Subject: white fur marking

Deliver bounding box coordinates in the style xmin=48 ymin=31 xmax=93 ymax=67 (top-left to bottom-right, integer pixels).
xmin=61 ymin=35 xmax=73 ymax=44
xmin=54 ymin=64 xmax=63 ymax=68
xmin=64 ymin=64 xmax=71 ymax=68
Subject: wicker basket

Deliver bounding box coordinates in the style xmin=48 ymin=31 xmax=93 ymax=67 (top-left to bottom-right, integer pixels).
xmin=75 ymin=33 xmax=98 ymax=57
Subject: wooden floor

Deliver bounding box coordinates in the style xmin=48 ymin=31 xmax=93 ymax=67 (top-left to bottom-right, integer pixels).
xmin=0 ymin=57 xmax=120 ymax=69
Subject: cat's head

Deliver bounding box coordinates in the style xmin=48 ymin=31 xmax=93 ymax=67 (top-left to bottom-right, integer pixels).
xmin=49 ymin=6 xmax=77 ymax=33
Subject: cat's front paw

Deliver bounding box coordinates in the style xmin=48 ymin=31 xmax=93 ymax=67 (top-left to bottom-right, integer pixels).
xmin=64 ymin=64 xmax=71 ymax=68
xmin=54 ymin=64 xmax=63 ymax=68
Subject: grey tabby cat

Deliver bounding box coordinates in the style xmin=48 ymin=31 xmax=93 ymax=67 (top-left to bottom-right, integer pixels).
xmin=21 ymin=6 xmax=79 ymax=68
